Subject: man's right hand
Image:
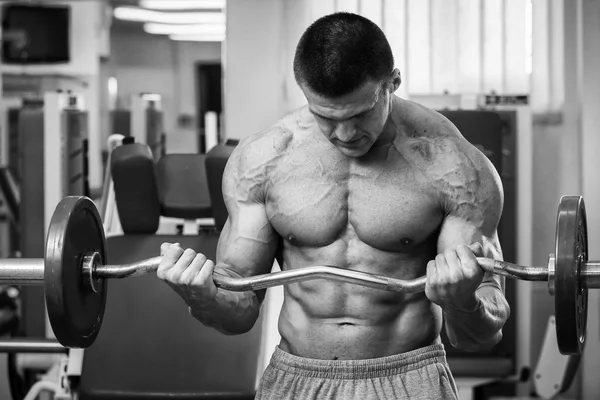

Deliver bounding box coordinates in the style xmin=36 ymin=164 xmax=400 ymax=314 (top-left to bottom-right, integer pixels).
xmin=157 ymin=243 xmax=218 ymax=306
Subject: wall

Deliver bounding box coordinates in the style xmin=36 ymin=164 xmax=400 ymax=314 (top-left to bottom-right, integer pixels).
xmin=224 ymin=0 xmax=283 ymax=140
xmin=104 ymin=25 xmax=221 ymax=153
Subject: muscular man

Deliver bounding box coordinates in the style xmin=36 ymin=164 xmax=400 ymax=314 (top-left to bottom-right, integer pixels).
xmin=158 ymin=12 xmax=510 ymax=400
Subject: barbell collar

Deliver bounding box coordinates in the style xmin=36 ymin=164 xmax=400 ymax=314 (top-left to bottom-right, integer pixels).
xmin=548 ymin=254 xmax=556 ymax=295
xmin=82 ymin=251 xmax=103 ymax=294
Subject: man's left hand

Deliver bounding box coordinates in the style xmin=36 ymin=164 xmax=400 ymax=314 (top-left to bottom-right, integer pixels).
xmin=425 ymin=243 xmax=484 ymax=312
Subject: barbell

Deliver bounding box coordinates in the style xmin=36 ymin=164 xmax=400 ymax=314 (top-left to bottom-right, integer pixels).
xmin=0 ymin=195 xmax=595 ymax=355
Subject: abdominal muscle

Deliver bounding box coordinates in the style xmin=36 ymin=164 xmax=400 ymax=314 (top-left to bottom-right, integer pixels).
xmin=276 ymin=246 xmax=444 ymax=360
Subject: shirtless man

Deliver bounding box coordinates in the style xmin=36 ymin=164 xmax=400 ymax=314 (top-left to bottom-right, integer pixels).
xmin=158 ymin=12 xmax=510 ymax=400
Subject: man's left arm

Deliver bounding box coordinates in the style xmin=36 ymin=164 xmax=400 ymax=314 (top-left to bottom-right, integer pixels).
xmin=426 ymin=142 xmax=511 ymax=352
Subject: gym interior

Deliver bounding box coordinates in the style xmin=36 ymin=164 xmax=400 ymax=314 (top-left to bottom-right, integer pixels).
xmin=0 ymin=1 xmax=598 ymax=399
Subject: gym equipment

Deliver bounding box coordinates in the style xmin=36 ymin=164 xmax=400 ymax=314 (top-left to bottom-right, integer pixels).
xmin=111 ymin=94 xmax=165 ymax=159
xmin=0 ymin=195 xmax=595 ymax=354
xmin=45 ymin=196 xmax=107 ymax=349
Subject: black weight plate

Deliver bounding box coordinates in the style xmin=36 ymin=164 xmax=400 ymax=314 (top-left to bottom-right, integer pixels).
xmin=555 ymin=195 xmax=588 ymax=355
xmin=45 ymin=196 xmax=107 ymax=348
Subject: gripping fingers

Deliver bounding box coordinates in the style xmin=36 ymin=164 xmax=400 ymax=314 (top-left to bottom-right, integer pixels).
xmin=444 ymin=249 xmax=468 ymax=282
xmin=157 ymin=243 xmax=183 ymax=278
xmin=428 ymin=253 xmax=458 ymax=299
xmin=467 ymin=242 xmax=483 ymax=257
xmin=425 ymin=259 xmax=440 ymax=303
xmin=443 ymin=249 xmax=461 ymax=268
xmin=160 ymin=243 xmax=171 ymax=257
xmin=456 ymin=245 xmax=481 ymax=277
xmin=433 ymin=253 xmax=449 ymax=280
xmin=179 ymin=253 xmax=207 ymax=285
xmin=160 ymin=242 xmax=181 ymax=256
xmin=193 ymin=258 xmax=216 ymax=287
xmin=426 ymin=259 xmax=437 ymax=285
xmin=171 ymin=248 xmax=198 ymax=276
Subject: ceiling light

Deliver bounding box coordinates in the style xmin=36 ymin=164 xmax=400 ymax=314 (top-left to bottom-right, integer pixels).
xmin=114 ymin=7 xmax=225 ymax=24
xmin=144 ymin=22 xmax=226 ymax=35
xmin=169 ymin=34 xmax=225 ymax=42
xmin=139 ymin=0 xmax=225 ymax=10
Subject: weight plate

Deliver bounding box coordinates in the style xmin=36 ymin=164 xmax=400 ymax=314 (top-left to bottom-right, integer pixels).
xmin=555 ymin=195 xmax=588 ymax=355
xmin=45 ymin=196 xmax=107 ymax=348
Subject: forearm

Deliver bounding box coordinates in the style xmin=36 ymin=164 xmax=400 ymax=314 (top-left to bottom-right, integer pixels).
xmin=188 ymin=267 xmax=262 ymax=335
xmin=443 ymin=285 xmax=510 ymax=351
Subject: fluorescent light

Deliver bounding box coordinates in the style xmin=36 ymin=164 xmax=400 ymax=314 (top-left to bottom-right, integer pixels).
xmin=144 ymin=22 xmax=225 ymax=35
xmin=140 ymin=0 xmax=225 ymax=10
xmin=169 ymin=34 xmax=225 ymax=42
xmin=108 ymin=77 xmax=118 ymax=97
xmin=108 ymin=77 xmax=118 ymax=110
xmin=114 ymin=7 xmax=225 ymax=24
xmin=141 ymin=93 xmax=162 ymax=103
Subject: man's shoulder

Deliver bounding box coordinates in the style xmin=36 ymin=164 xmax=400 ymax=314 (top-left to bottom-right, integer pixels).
xmin=234 ymin=106 xmax=313 ymax=160
xmin=398 ymin=100 xmax=503 ymax=215
xmin=399 ymin=100 xmax=497 ymax=177
xmin=227 ymin=107 xmax=313 ymax=177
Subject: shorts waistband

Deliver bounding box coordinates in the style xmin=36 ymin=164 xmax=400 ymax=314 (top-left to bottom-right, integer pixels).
xmin=269 ymin=344 xmax=447 ymax=379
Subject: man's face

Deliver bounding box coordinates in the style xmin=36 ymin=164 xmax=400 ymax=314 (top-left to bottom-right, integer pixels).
xmin=303 ymin=79 xmax=393 ymax=158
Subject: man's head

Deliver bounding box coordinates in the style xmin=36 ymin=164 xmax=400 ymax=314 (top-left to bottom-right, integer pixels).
xmin=294 ymin=12 xmax=401 ymax=157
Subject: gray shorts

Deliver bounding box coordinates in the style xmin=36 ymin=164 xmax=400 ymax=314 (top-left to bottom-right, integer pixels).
xmin=255 ymin=344 xmax=458 ymax=400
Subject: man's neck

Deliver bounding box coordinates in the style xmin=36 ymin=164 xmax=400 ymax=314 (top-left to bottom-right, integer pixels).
xmin=372 ymin=96 xmax=401 ymax=148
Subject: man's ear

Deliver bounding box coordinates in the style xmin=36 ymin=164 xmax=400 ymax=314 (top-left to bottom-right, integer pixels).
xmin=390 ymin=68 xmax=402 ymax=93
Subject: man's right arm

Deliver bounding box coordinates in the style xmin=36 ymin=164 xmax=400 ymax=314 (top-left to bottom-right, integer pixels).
xmin=160 ymin=137 xmax=280 ymax=335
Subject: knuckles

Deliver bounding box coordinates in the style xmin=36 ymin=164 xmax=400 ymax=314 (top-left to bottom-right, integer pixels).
xmin=443 ymin=249 xmax=456 ymax=260
xmin=182 ymin=248 xmax=197 ymax=258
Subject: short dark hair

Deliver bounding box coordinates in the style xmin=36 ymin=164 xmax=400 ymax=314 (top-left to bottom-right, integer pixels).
xmin=293 ymin=12 xmax=394 ymax=98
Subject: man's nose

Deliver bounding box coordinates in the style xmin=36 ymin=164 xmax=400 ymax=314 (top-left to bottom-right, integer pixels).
xmin=335 ymin=121 xmax=356 ymax=142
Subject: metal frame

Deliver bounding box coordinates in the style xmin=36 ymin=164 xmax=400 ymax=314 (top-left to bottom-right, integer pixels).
xmin=100 ymin=134 xmax=125 ymax=234
xmin=43 ymin=92 xmax=77 ymax=340
xmin=130 ymin=94 xmax=148 ymax=146
xmin=0 ymin=97 xmax=23 ymax=167
xmin=534 ymin=316 xmax=581 ymax=398
xmin=0 ymin=339 xmax=66 ymax=353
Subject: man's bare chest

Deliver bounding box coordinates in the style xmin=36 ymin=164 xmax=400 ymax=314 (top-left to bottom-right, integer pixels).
xmin=264 ymin=149 xmax=443 ymax=252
